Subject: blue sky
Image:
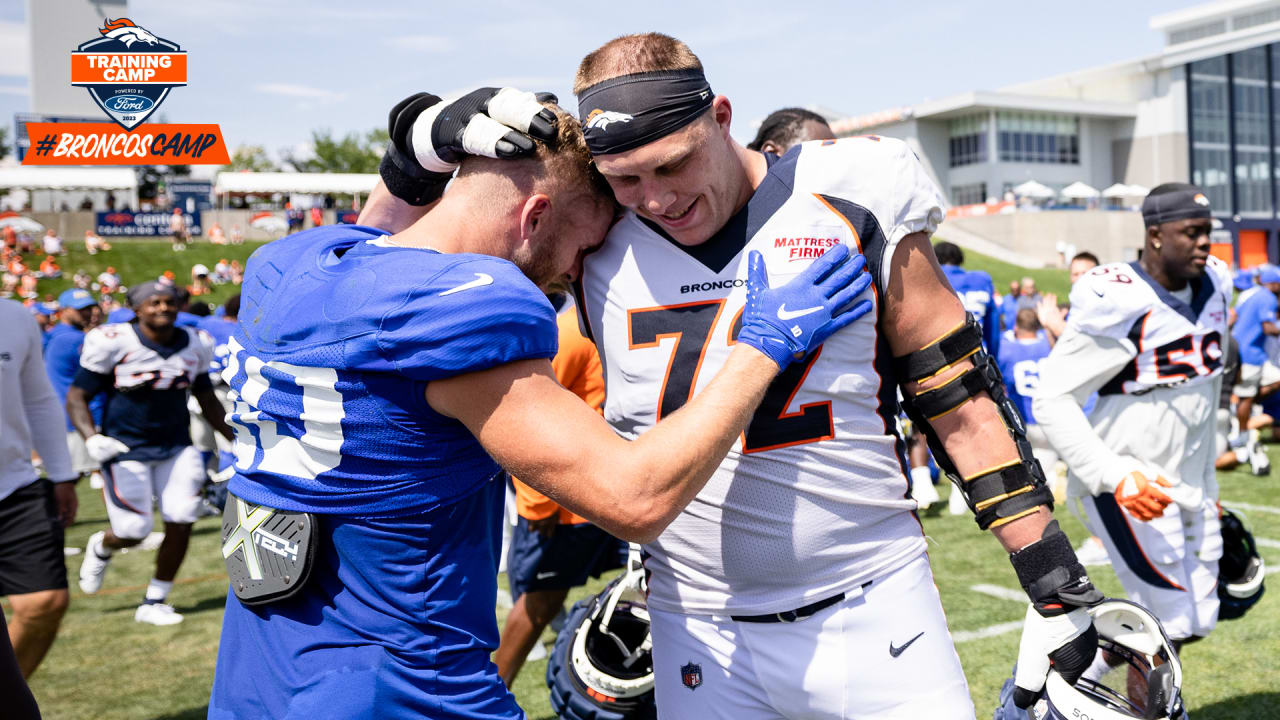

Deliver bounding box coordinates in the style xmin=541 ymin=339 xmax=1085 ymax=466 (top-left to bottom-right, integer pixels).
xmin=0 ymin=0 xmax=1195 ymax=160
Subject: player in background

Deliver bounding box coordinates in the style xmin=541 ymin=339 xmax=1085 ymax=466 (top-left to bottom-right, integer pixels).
xmin=43 ymin=289 xmax=105 ymax=489
xmin=1035 ymin=184 xmax=1228 ymax=665
xmin=68 ymin=281 xmax=234 ymax=626
xmin=1229 ymin=266 xmax=1280 ymax=473
xmin=0 ymin=298 xmax=78 ymax=682
xmin=493 ymin=296 xmax=626 ymax=686
xmin=746 ymin=107 xmax=834 ymax=156
xmin=210 ymin=94 xmax=871 ymax=719
xmin=933 ymin=240 xmax=1001 ymax=513
xmin=191 ymin=293 xmax=240 ymax=505
xmin=563 ymin=33 xmax=1101 ymax=718
xmin=1037 ymin=251 xmax=1099 ymax=342
xmin=998 ymin=308 xmax=1059 ymax=488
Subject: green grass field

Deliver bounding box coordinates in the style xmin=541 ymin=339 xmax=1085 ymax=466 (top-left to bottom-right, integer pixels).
xmin=7 ymin=240 xmax=1278 ymax=719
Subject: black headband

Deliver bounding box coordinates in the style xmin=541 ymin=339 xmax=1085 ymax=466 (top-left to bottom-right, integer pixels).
xmin=1142 ymin=186 xmax=1212 ymax=227
xmin=577 ymin=69 xmax=713 ymax=155
xmin=128 ymin=280 xmax=180 ymax=308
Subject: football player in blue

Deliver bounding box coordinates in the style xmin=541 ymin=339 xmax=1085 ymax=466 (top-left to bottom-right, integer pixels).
xmin=934 ymin=241 xmax=1000 ymax=356
xmin=208 ymin=91 xmax=873 ymax=720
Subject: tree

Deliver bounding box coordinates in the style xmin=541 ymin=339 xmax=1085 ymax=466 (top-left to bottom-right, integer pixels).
xmin=284 ymin=128 xmax=387 ymax=174
xmin=0 ymin=127 xmax=9 ymax=162
xmin=229 ymin=145 xmax=277 ymax=172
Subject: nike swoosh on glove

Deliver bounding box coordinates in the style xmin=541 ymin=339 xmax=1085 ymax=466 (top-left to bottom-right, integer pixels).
xmin=736 ymin=244 xmax=874 ymax=369
xmin=1105 ymin=461 xmax=1200 ymax=520
xmin=85 ymin=434 xmax=130 ymax=464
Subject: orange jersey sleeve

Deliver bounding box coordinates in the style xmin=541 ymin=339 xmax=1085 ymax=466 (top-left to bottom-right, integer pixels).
xmin=513 ymin=307 xmax=605 ymax=523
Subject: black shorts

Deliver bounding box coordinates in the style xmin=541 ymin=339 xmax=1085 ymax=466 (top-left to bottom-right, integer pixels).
xmin=0 ymin=480 xmax=68 ymax=596
xmin=507 ymin=517 xmax=626 ymax=599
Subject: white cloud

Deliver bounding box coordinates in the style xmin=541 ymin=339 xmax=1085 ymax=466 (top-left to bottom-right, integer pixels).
xmin=388 ymin=35 xmax=455 ymax=54
xmin=254 ymin=83 xmax=345 ymax=103
xmin=0 ymin=20 xmax=30 ymax=77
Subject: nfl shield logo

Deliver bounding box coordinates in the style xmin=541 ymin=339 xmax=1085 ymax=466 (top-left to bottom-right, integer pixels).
xmin=680 ymin=662 xmax=702 ymax=690
xmin=71 ymin=18 xmax=186 ymax=130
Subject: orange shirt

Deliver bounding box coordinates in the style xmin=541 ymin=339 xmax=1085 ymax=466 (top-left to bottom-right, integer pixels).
xmin=512 ymin=308 xmax=604 ymax=524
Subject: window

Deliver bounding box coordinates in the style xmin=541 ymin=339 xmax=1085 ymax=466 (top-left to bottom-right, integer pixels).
xmin=1189 ymin=56 xmax=1232 ymax=213
xmin=1233 ymin=48 xmax=1271 ymax=216
xmin=996 ymin=112 xmax=1079 ymax=164
xmin=948 ymin=114 xmax=988 ymax=167
xmin=951 ymin=183 xmax=987 ymax=206
xmin=1169 ymin=21 xmax=1225 ymax=46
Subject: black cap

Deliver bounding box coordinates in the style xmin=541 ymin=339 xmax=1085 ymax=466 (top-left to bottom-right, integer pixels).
xmin=127 ymin=280 xmax=180 ymax=308
xmin=1142 ymin=182 xmax=1212 ymax=227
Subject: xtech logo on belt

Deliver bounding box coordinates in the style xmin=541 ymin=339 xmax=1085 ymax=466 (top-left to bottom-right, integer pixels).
xmin=71 ymin=18 xmax=186 ymax=130
xmin=22 ymin=17 xmax=228 ymax=166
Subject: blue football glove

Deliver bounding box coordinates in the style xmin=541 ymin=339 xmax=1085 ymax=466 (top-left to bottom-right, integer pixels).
xmin=737 ymin=244 xmax=874 ymax=369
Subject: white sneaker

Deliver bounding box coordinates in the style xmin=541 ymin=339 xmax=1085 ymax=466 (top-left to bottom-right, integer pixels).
xmin=948 ymin=483 xmax=968 ymax=515
xmin=1249 ymin=443 xmax=1271 ymax=476
xmin=88 ymin=471 xmax=104 ymax=490
xmin=1075 ymin=537 xmax=1111 ymax=567
xmin=525 ymin=640 xmax=547 ymax=662
xmin=910 ymin=467 xmax=939 ymax=510
xmin=78 ymin=531 xmax=112 ymax=594
xmin=135 ymin=602 xmax=184 ymax=626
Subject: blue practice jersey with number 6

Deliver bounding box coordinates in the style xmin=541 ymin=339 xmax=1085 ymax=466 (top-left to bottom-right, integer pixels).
xmin=223 ymin=225 xmax=558 ymax=517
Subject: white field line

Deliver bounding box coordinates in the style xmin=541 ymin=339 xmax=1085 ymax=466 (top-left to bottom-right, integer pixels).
xmin=953 ymin=620 xmax=1023 ymax=644
xmin=1256 ymin=537 xmax=1280 ymax=550
xmin=970 ymin=584 xmax=1028 ymax=603
xmin=1222 ymin=501 xmax=1280 ymax=515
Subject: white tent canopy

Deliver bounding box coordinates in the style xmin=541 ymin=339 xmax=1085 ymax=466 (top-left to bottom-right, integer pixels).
xmin=214 ymin=172 xmax=379 ymax=195
xmin=1125 ymin=183 xmax=1150 ymax=197
xmin=1060 ymin=181 xmax=1100 ymax=199
xmin=0 ymin=166 xmax=137 ymax=190
xmin=1101 ymin=182 xmax=1131 ymax=198
xmin=1013 ymin=179 xmax=1055 ymax=198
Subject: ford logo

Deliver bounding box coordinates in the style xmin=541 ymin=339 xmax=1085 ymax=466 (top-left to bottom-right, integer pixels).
xmin=105 ymin=95 xmax=154 ymax=112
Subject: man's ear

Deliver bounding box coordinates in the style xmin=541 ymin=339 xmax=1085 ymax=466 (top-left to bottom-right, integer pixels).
xmin=759 ymin=140 xmax=781 ymax=156
xmin=519 ymin=193 xmax=553 ymax=242
xmin=712 ymin=95 xmax=733 ymax=138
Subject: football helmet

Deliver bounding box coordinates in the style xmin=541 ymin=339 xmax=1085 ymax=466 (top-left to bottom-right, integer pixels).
xmin=547 ymin=551 xmax=655 ymax=720
xmin=996 ymin=599 xmax=1184 ymax=720
xmin=1218 ymin=508 xmax=1266 ymax=620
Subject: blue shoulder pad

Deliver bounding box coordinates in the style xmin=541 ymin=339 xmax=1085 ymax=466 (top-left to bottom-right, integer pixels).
xmin=376 ymin=255 xmax=558 ymax=381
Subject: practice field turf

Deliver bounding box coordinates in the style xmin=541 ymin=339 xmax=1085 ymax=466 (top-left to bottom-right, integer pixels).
xmin=8 ymin=239 xmax=1278 ymax=719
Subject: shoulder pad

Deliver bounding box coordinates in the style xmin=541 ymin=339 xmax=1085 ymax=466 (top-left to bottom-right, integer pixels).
xmin=1066 ymin=263 xmax=1152 ymax=341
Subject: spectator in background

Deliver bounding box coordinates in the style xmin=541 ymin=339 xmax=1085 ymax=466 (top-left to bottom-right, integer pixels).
xmin=207 ymin=223 xmax=227 ymax=245
xmin=1000 ymin=279 xmax=1020 ymax=330
xmin=83 ymin=230 xmax=109 ymax=255
xmin=0 ymin=298 xmax=78 ymax=681
xmin=213 ymin=259 xmax=231 ymax=285
xmin=1038 ymin=251 xmax=1099 ymax=342
xmin=746 ymin=107 xmax=834 ymax=156
xmin=16 ymin=232 xmax=33 ymax=255
xmin=44 ymin=289 xmax=105 ymax=490
xmin=2 ymin=226 xmax=16 ymax=252
xmin=41 ymin=230 xmax=63 ymax=256
xmin=188 ymin=265 xmax=212 ymax=297
xmin=72 ymin=269 xmax=92 ymax=290
xmin=169 ymin=208 xmax=188 ymax=252
xmin=228 ymin=224 xmax=244 ymax=245
xmin=96 ymin=267 xmax=121 ymax=295
xmin=1230 ymin=266 xmax=1280 ymax=472
xmin=37 ymin=256 xmax=60 ymax=280
xmin=229 ymin=259 xmax=244 ymax=285
xmin=309 ymin=205 xmax=323 ymax=227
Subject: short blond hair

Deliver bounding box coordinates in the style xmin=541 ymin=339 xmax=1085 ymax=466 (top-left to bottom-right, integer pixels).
xmin=574 ymin=33 xmax=703 ymax=95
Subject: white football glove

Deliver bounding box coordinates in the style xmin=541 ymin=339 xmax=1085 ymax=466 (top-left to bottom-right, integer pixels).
xmin=85 ymin=434 xmax=130 ymax=464
xmin=1012 ymin=604 xmax=1096 ymax=708
xmin=411 ymin=87 xmax=558 ymax=173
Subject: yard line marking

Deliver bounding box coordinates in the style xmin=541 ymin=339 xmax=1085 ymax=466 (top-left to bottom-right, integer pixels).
xmin=953 ymin=620 xmax=1023 ymax=644
xmin=970 ymin=584 xmax=1027 ymax=603
xmin=1222 ymin=501 xmax=1280 ymax=515
xmin=1256 ymin=537 xmax=1280 ymax=550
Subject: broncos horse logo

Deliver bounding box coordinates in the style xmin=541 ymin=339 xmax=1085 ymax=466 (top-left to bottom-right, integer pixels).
xmin=99 ymin=18 xmax=160 ymax=47
xmin=584 ymin=109 xmax=634 ymax=132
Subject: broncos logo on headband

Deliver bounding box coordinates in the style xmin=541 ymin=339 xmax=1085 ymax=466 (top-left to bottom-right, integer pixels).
xmin=99 ymin=18 xmax=160 ymax=48
xmin=584 ymin=109 xmax=634 ymax=132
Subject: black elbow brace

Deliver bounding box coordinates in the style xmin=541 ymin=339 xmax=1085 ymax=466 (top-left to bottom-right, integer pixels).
xmin=894 ymin=315 xmax=1054 ymax=529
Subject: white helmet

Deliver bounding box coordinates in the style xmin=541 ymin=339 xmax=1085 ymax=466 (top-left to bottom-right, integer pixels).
xmin=1030 ymin=600 xmax=1183 ymax=720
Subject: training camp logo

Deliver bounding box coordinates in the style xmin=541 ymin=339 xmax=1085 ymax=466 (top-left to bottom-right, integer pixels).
xmin=1193 ymin=193 xmax=1210 ymax=207
xmin=584 ymin=109 xmax=634 ymax=131
xmin=71 ymin=18 xmax=186 ymax=130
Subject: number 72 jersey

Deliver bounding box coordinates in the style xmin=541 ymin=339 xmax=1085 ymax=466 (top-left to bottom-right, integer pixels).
xmin=574 ymin=137 xmax=944 ymax=615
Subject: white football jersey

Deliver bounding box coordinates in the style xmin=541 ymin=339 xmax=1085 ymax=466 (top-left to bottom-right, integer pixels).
xmin=577 ymin=137 xmax=946 ymax=615
xmin=1038 ymin=258 xmax=1231 ymax=495
xmin=80 ymin=322 xmax=213 ymax=392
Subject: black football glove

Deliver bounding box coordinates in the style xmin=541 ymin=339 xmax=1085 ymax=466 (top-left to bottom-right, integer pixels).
xmin=380 ymin=87 xmax=559 ymax=206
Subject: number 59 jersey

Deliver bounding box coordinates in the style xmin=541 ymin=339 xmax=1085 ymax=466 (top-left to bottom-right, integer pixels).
xmin=577 ymin=137 xmax=946 ymax=616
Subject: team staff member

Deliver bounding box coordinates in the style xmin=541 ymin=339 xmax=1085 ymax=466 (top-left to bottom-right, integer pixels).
xmin=494 ymin=298 xmax=626 ymax=686
xmin=1230 ymin=265 xmax=1280 ymax=466
xmin=43 ymin=289 xmax=104 ymax=487
xmin=210 ymin=94 xmax=871 ymax=719
xmin=68 ymin=281 xmax=234 ymax=626
xmin=1036 ymin=184 xmax=1228 ymax=652
xmin=0 ymin=298 xmax=78 ymax=681
xmin=553 ymin=33 xmax=1101 ymax=718
xmin=746 ymin=107 xmax=834 ymax=156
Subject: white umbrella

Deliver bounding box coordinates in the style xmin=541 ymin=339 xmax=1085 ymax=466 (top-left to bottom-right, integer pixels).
xmin=249 ymin=214 xmax=288 ymax=235
xmin=1061 ymin=181 xmax=1100 ymax=200
xmin=1125 ymin=184 xmax=1150 ymax=197
xmin=1013 ymin=180 xmax=1055 ymax=199
xmin=1101 ymin=183 xmax=1131 ymax=198
xmin=0 ymin=215 xmax=44 ymax=233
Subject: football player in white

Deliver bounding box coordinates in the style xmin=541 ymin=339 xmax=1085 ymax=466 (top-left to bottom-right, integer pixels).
xmin=560 ymin=33 xmax=1100 ymax=719
xmin=1034 ymin=184 xmax=1228 ymax=655
xmin=66 ymin=282 xmax=234 ymax=625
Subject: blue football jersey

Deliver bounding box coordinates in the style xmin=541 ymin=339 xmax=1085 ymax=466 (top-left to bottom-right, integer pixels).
xmin=197 ymin=315 xmax=236 ymax=377
xmin=1232 ymin=285 xmax=1278 ymax=366
xmin=942 ymin=264 xmax=1000 ymax=356
xmin=224 ymin=225 xmax=558 ymax=517
xmin=998 ymin=329 xmax=1051 ymax=425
